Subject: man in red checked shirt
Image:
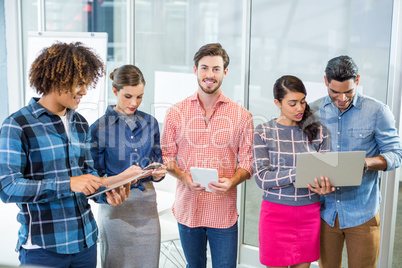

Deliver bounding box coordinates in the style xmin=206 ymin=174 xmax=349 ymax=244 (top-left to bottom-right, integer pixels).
xmin=161 ymin=43 xmax=254 ymax=268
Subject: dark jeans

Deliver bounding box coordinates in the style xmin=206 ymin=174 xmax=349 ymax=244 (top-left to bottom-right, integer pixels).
xmin=178 ymin=221 xmax=238 ymax=268
xmin=19 ymin=244 xmax=97 ymax=268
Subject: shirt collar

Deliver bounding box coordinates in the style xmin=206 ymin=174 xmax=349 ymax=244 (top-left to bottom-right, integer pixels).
xmin=189 ymin=91 xmax=230 ymax=107
xmin=29 ymin=97 xmax=75 ymax=119
xmin=322 ymin=91 xmax=362 ymax=110
xmin=105 ymin=105 xmax=142 ymax=128
xmin=105 ymin=105 xmax=122 ymax=125
xmin=352 ymin=91 xmax=363 ymax=109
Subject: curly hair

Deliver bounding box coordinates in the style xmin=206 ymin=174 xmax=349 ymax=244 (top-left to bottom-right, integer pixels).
xmin=29 ymin=41 xmax=105 ymax=95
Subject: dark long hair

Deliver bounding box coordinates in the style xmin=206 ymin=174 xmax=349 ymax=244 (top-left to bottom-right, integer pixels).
xmin=273 ymin=75 xmax=319 ymax=142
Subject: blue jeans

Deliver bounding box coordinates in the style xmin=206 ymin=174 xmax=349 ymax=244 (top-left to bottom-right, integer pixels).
xmin=19 ymin=244 xmax=97 ymax=268
xmin=178 ymin=222 xmax=238 ymax=268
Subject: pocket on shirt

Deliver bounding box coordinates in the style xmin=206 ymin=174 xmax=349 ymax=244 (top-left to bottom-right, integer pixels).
xmin=106 ymin=144 xmax=130 ymax=168
xmin=127 ymin=136 xmax=152 ymax=151
xmin=348 ymin=129 xmax=373 ymax=149
xmin=350 ymin=129 xmax=373 ymax=139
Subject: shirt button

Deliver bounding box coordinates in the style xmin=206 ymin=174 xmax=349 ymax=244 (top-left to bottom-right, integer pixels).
xmin=337 ymin=187 xmax=340 ymax=190
xmin=131 ymin=136 xmax=134 ymax=139
xmin=337 ymin=145 xmax=340 ymax=148
xmin=135 ymin=149 xmax=137 ymax=152
xmin=338 ymin=117 xmax=341 ymax=120
xmin=359 ymin=134 xmax=362 ymax=137
xmin=136 ymin=162 xmax=139 ymax=165
xmin=337 ymin=132 xmax=340 ymax=135
xmin=337 ymin=200 xmax=340 ymax=203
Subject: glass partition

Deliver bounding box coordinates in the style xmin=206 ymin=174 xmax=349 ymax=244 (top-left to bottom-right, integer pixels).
xmin=134 ymin=0 xmax=244 ymax=119
xmin=393 ymin=175 xmax=402 ymax=267
xmin=21 ymin=0 xmax=129 ymax=108
xmin=0 ymin=0 xmax=8 ymax=124
xmin=244 ymin=0 xmax=394 ymax=252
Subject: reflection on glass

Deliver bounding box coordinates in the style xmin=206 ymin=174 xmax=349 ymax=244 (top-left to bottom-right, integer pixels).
xmin=393 ymin=178 xmax=402 ymax=266
xmin=134 ymin=0 xmax=243 ymax=115
xmin=43 ymin=0 xmax=128 ymax=106
xmin=22 ymin=0 xmax=38 ymax=90
xmin=44 ymin=0 xmax=127 ymax=61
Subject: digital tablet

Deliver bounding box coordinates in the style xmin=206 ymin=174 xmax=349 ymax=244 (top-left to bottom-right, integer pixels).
xmin=143 ymin=163 xmax=163 ymax=170
xmin=190 ymin=167 xmax=219 ymax=192
xmin=87 ymin=171 xmax=150 ymax=199
xmin=294 ymin=151 xmax=366 ymax=188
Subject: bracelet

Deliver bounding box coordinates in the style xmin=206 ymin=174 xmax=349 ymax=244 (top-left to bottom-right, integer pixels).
xmin=363 ymin=161 xmax=368 ymax=173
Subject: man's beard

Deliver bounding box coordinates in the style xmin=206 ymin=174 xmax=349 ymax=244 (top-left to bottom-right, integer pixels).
xmin=198 ymin=78 xmax=222 ymax=95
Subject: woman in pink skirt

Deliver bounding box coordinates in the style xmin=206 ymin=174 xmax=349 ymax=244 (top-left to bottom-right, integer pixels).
xmin=253 ymin=75 xmax=335 ymax=268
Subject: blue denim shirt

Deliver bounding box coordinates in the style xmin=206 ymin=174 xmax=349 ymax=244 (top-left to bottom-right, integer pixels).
xmin=89 ymin=106 xmax=163 ymax=190
xmin=310 ymin=92 xmax=402 ymax=228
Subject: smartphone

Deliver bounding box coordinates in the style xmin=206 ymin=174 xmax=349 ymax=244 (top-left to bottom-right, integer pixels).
xmin=143 ymin=163 xmax=163 ymax=170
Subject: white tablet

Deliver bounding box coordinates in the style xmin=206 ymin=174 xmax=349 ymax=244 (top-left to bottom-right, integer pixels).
xmin=190 ymin=167 xmax=219 ymax=191
xmin=294 ymin=151 xmax=366 ymax=188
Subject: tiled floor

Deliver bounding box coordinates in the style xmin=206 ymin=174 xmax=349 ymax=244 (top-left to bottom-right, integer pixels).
xmin=159 ymin=240 xmax=213 ymax=268
xmin=159 ymin=240 xmax=187 ymax=268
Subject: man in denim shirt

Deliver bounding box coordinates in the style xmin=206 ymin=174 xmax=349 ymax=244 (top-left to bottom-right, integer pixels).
xmin=310 ymin=55 xmax=402 ymax=268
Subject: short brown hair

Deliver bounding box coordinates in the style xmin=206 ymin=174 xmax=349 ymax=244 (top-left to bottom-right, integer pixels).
xmin=193 ymin=43 xmax=230 ymax=69
xmin=29 ymin=41 xmax=105 ymax=95
xmin=110 ymin=65 xmax=145 ymax=91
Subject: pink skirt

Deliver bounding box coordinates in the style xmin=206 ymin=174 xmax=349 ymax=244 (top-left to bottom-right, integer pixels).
xmin=259 ymin=200 xmax=320 ymax=266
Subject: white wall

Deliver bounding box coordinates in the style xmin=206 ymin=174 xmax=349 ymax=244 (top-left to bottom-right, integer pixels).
xmin=0 ymin=203 xmax=20 ymax=266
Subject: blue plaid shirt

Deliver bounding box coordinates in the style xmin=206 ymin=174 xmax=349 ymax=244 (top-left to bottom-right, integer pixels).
xmin=311 ymin=92 xmax=402 ymax=228
xmin=0 ymin=98 xmax=106 ymax=254
xmin=89 ymin=105 xmax=162 ymax=188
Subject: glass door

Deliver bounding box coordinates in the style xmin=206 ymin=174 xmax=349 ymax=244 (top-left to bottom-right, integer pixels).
xmin=240 ymin=0 xmax=395 ymax=267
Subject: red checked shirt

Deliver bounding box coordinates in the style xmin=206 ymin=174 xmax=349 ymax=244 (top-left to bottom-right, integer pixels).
xmin=161 ymin=92 xmax=254 ymax=228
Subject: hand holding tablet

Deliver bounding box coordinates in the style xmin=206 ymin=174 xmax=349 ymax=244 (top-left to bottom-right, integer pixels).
xmin=190 ymin=167 xmax=219 ymax=192
xmin=87 ymin=171 xmax=150 ymax=199
xmin=87 ymin=163 xmax=162 ymax=199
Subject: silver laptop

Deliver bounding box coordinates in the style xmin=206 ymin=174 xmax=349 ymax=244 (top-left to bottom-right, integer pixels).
xmin=294 ymin=151 xmax=366 ymax=188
